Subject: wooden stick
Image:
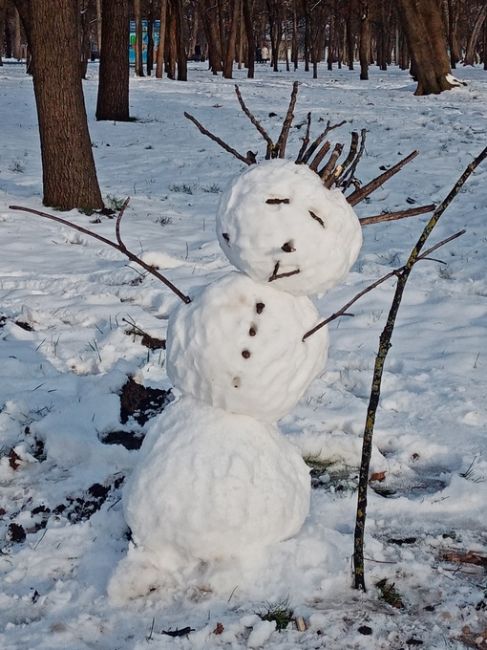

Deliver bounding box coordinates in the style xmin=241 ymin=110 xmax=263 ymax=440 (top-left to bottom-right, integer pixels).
xmin=184 ymin=111 xmax=253 ymax=166
xmin=234 ymin=84 xmax=275 ymax=152
xmin=347 ymin=150 xmax=418 ymax=206
xmin=340 ymin=128 xmax=367 ymax=191
xmin=308 ymin=140 xmax=331 ymax=172
xmin=276 ymin=80 xmax=299 ymax=158
xmin=115 ymin=197 xmax=130 ymax=250
xmin=9 ymin=203 xmax=192 ymax=304
xmin=300 ymin=119 xmax=346 ymax=165
xmin=359 ymin=203 xmax=436 ymax=226
xmin=295 ymin=112 xmax=312 ymax=163
xmin=320 ymin=142 xmax=344 ymax=184
xmin=302 ymin=229 xmax=466 ymax=342
xmin=334 ymin=131 xmax=359 ymax=185
xmin=353 ymin=145 xmax=487 ymax=593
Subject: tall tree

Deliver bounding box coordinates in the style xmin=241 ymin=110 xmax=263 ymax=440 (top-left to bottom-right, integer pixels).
xmin=96 ymin=0 xmax=130 ymax=121
xmin=397 ymin=0 xmax=461 ymax=95
xmin=134 ymin=0 xmax=144 ymax=76
xmin=0 ymin=0 xmax=6 ymax=65
xmin=14 ymin=0 xmax=103 ymax=210
xmin=155 ymin=0 xmax=167 ymax=77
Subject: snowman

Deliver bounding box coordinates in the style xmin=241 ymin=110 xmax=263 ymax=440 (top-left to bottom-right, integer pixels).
xmin=120 ymin=159 xmax=362 ymax=579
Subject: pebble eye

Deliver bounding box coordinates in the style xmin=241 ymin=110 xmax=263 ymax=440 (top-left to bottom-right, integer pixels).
xmin=256 ymin=302 xmax=265 ymax=314
xmin=241 ymin=350 xmax=251 ymax=359
xmin=281 ymin=241 xmax=295 ymax=253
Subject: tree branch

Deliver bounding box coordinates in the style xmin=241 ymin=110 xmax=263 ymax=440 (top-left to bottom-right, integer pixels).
xmin=295 ymin=112 xmax=312 ymax=162
xmin=359 ymin=203 xmax=436 ymax=226
xmin=184 ymin=111 xmax=254 ymax=166
xmin=9 ymin=202 xmax=192 ymax=304
xmin=234 ymin=84 xmax=275 ymax=153
xmin=353 ymin=145 xmax=487 ymax=592
xmin=275 ymin=80 xmax=299 ymax=158
xmin=339 ymin=128 xmax=367 ymax=191
xmin=347 ymin=150 xmax=418 ymax=206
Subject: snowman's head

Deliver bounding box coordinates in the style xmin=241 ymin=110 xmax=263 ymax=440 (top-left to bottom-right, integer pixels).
xmin=216 ymin=160 xmax=362 ymax=296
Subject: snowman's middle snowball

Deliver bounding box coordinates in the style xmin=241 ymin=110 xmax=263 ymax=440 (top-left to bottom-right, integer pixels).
xmin=166 ymin=273 xmax=328 ymax=422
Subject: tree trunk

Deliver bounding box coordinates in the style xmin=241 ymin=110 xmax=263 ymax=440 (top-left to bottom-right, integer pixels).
xmin=96 ymin=0 xmax=130 ymax=121
xmin=146 ymin=1 xmax=154 ymax=75
xmin=166 ymin=1 xmax=177 ymax=79
xmin=302 ymin=0 xmax=310 ymax=71
xmin=346 ymin=0 xmax=355 ymax=70
xmin=463 ymin=5 xmax=487 ymax=66
xmin=95 ymin=0 xmax=102 ymax=55
xmin=446 ymin=0 xmax=460 ymax=68
xmin=23 ymin=0 xmax=103 ymax=210
xmin=292 ymin=0 xmax=298 ymax=70
xmin=242 ymin=0 xmax=254 ymax=78
xmin=397 ymin=0 xmax=458 ymax=95
xmin=0 ymin=0 xmax=6 ymax=65
xmin=223 ymin=0 xmax=239 ymax=78
xmin=172 ymin=0 xmax=187 ymax=80
xmin=155 ymin=0 xmax=167 ymax=78
xmin=134 ymin=0 xmax=144 ymax=76
xmin=359 ymin=1 xmax=369 ymax=80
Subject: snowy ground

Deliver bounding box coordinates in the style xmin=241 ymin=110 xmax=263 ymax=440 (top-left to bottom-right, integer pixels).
xmin=1 ymin=61 xmax=486 ymax=649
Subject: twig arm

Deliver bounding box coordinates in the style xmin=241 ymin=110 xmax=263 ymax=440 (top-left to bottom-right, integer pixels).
xmin=9 ymin=204 xmax=192 ymax=304
xmin=184 ymin=112 xmax=253 ymax=166
xmin=359 ymin=203 xmax=436 ymax=226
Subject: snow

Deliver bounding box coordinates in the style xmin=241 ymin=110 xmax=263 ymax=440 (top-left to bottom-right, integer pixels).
xmin=1 ymin=60 xmax=487 ymax=649
xmin=117 ymin=396 xmax=310 ymax=591
xmin=166 ymin=272 xmax=328 ymax=421
xmin=216 ymin=159 xmax=362 ymax=295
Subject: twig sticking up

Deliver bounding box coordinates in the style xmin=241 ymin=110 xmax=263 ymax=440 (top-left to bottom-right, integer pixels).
xmin=347 ymin=150 xmax=419 ymax=206
xmin=339 ymin=129 xmax=367 ymax=191
xmin=298 ymin=119 xmax=346 ymax=165
xmin=359 ymin=204 xmax=436 ymax=226
xmin=275 ymin=81 xmax=300 ymax=159
xmin=353 ymin=145 xmax=487 ymax=593
xmin=308 ymin=141 xmax=331 ymax=172
xmin=320 ymin=143 xmax=344 ymax=185
xmin=234 ymin=85 xmax=275 ymax=157
xmin=115 ymin=197 xmax=130 ymax=250
xmin=334 ymin=131 xmax=359 ymax=185
xmin=184 ymin=112 xmax=254 ymax=166
xmin=302 ymin=229 xmax=466 ymax=342
xmin=295 ymin=112 xmax=312 ymax=162
xmin=9 ymin=202 xmax=192 ymax=304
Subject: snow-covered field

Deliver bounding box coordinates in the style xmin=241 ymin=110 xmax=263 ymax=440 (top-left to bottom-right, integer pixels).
xmin=1 ymin=61 xmax=486 ymax=649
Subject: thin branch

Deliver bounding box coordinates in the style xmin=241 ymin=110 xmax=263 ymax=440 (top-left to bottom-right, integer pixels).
xmin=9 ymin=203 xmax=192 ymax=304
xmin=234 ymin=84 xmax=275 ymax=153
xmin=340 ymin=128 xmax=367 ymax=191
xmin=347 ymin=150 xmax=419 ymax=206
xmin=302 ymin=230 xmax=466 ymax=342
xmin=320 ymin=142 xmax=344 ymax=184
xmin=115 ymin=197 xmax=130 ymax=250
xmin=275 ymin=80 xmax=299 ymax=159
xmin=300 ymin=119 xmax=346 ymax=165
xmin=353 ymin=146 xmax=487 ymax=593
xmin=184 ymin=111 xmax=253 ymax=166
xmin=308 ymin=140 xmax=331 ymax=172
xmin=295 ymin=112 xmax=312 ymax=162
xmin=359 ymin=203 xmax=436 ymax=226
xmin=334 ymin=131 xmax=359 ymax=184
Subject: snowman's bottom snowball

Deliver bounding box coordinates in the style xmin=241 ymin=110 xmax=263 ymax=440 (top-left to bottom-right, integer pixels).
xmin=124 ymin=397 xmax=311 ymax=565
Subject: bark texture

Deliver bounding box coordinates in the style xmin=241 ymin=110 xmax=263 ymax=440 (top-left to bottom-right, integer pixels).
xmin=28 ymin=0 xmax=103 ymax=210
xmin=96 ymin=0 xmax=130 ymax=121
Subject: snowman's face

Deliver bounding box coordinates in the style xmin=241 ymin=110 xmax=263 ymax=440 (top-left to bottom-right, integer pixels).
xmin=166 ymin=273 xmax=328 ymax=422
xmin=216 ymin=160 xmax=362 ymax=296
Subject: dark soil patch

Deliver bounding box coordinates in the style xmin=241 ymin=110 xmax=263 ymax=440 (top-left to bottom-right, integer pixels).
xmin=100 ymin=429 xmax=144 ymax=450
xmin=120 ymin=377 xmax=172 ymax=426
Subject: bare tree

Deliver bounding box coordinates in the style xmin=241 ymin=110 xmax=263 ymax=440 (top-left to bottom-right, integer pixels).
xmin=14 ymin=0 xmax=104 ymax=211
xmin=96 ymin=0 xmax=130 ymax=121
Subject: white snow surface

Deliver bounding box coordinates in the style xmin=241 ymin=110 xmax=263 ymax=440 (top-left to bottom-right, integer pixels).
xmin=123 ymin=396 xmax=310 ymax=566
xmin=166 ymin=272 xmax=329 ymax=421
xmin=1 ymin=61 xmax=487 ymax=650
xmin=216 ymin=159 xmax=363 ymax=295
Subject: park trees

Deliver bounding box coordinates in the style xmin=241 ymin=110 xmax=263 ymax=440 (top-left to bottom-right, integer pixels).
xmin=13 ymin=0 xmax=103 ymax=211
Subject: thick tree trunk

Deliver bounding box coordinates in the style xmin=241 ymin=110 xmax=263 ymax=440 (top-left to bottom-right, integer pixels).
xmin=359 ymin=1 xmax=369 ymax=80
xmin=95 ymin=0 xmax=102 ymax=54
xmin=172 ymin=0 xmax=187 ymax=80
xmin=463 ymin=5 xmax=487 ymax=66
xmin=96 ymin=0 xmax=130 ymax=121
xmin=447 ymin=0 xmax=460 ymax=68
xmin=146 ymin=1 xmax=154 ymax=75
xmin=201 ymin=0 xmax=222 ymax=74
xmin=26 ymin=0 xmax=103 ymax=210
xmin=346 ymin=0 xmax=355 ymax=70
xmin=0 ymin=0 xmax=6 ymax=65
xmin=134 ymin=0 xmax=144 ymax=76
xmin=155 ymin=0 xmax=167 ymax=78
xmin=397 ymin=0 xmax=458 ymax=95
xmin=242 ymin=0 xmax=254 ymax=78
xmin=223 ymin=0 xmax=239 ymax=78
xmin=166 ymin=1 xmax=177 ymax=79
